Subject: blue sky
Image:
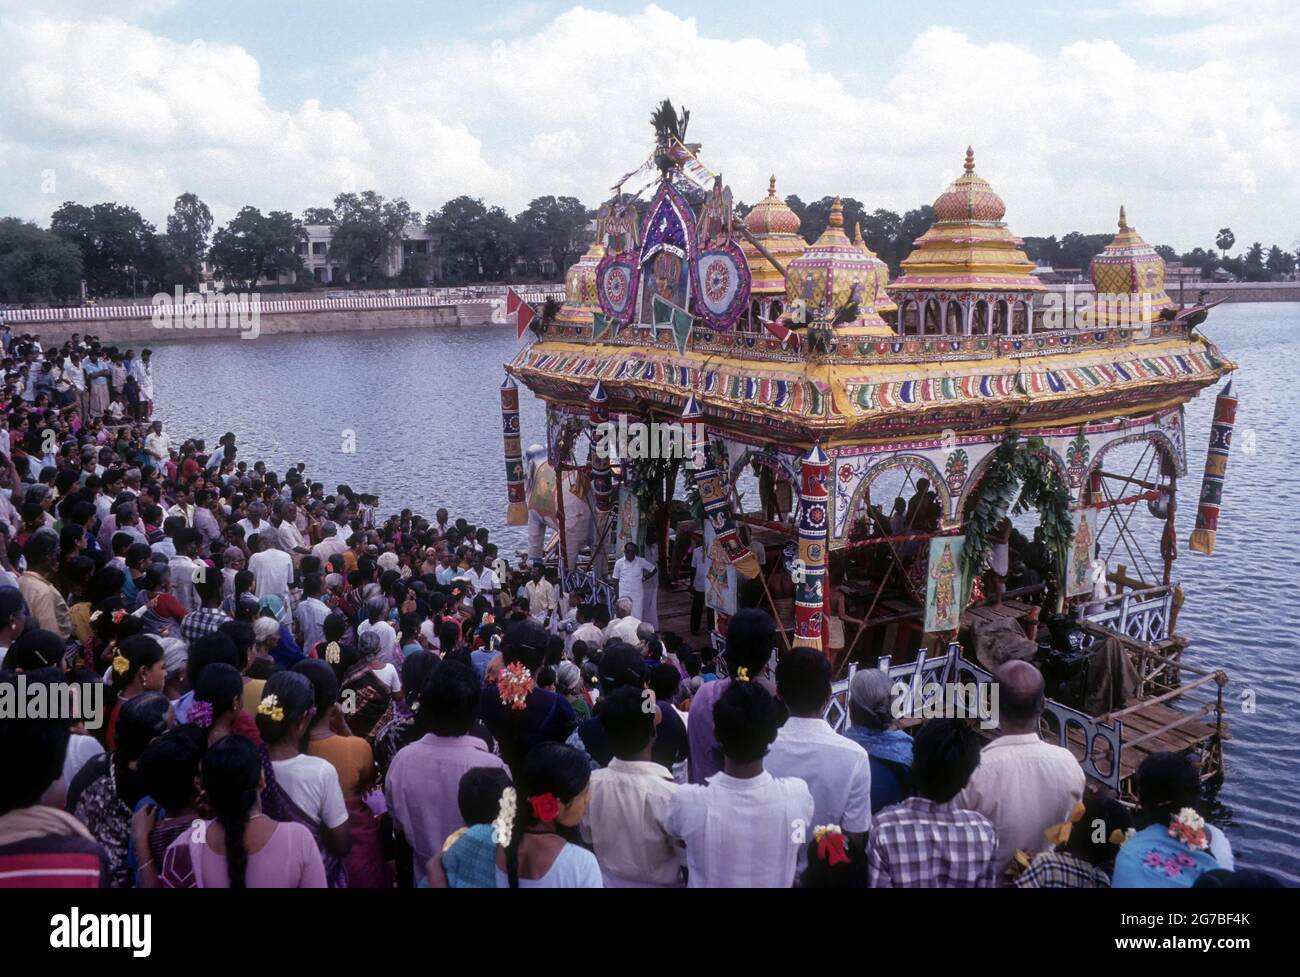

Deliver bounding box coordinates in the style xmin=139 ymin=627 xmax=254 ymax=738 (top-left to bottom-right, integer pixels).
xmin=2 ymin=1 xmax=1297 ymax=251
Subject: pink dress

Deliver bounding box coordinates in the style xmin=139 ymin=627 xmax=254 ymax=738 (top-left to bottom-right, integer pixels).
xmin=161 ymin=820 xmax=328 ymax=888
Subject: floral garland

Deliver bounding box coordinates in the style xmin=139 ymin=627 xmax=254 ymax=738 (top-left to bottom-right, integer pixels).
xmin=256 ymin=694 xmax=284 ymax=723
xmin=962 ymin=433 xmax=1073 ymax=588
xmin=1169 ymin=807 xmax=1209 ymax=851
xmin=188 ymin=700 xmax=214 ymax=728
xmin=493 ymin=787 xmax=518 ymax=847
xmin=813 ymin=825 xmax=849 ymax=866
xmin=496 ymin=662 xmax=535 ymax=711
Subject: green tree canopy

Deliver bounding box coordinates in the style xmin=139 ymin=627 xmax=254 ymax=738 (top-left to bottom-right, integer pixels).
xmin=514 ymin=195 xmax=591 ymax=279
xmin=164 ymin=192 xmax=213 ymax=287
xmin=208 ymin=207 xmax=305 ymax=289
xmin=327 ymin=191 xmax=420 ymax=282
xmin=50 ymin=200 xmax=160 ymax=297
xmin=429 ymin=196 xmax=518 ymax=282
xmin=0 ymin=217 xmax=84 ymax=303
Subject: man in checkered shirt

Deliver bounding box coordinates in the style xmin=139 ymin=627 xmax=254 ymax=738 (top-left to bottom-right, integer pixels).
xmin=868 ymin=719 xmax=998 ymax=887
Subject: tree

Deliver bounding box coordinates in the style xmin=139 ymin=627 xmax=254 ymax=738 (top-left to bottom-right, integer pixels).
xmin=208 ymin=207 xmax=305 ymax=289
xmin=1215 ymin=227 xmax=1235 ymax=253
xmin=302 ymin=207 xmax=337 ymax=225
xmin=1265 ymin=245 xmax=1295 ymax=279
xmin=50 ymin=201 xmax=160 ymax=297
xmin=514 ymin=195 xmax=591 ymax=279
xmin=0 ymin=218 xmax=84 ymax=303
xmin=164 ymin=192 xmax=213 ymax=286
xmin=1242 ymin=242 xmax=1267 ymax=281
xmin=326 ymin=191 xmax=420 ymax=282
xmin=428 ymin=196 xmax=519 ymax=282
xmin=1153 ymin=244 xmax=1178 ymax=262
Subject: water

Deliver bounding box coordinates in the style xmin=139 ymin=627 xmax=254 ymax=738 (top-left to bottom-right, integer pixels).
xmin=151 ymin=304 xmax=1300 ymax=882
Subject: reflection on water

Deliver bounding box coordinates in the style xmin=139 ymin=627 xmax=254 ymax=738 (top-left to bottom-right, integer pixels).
xmin=152 ymin=304 xmax=1300 ymax=882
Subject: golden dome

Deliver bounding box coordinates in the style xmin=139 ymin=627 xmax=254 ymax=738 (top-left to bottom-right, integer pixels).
xmin=784 ymin=197 xmax=892 ymax=335
xmin=892 ymin=148 xmax=1044 ymax=297
xmin=740 ymin=174 xmax=807 ymax=296
xmin=1090 ymin=206 xmax=1174 ymax=325
xmin=932 ymin=147 xmax=1006 ymax=223
xmin=852 ymin=221 xmax=896 ymax=314
xmin=745 ymin=174 xmax=802 ymax=236
xmin=555 ymin=239 xmax=606 ymax=327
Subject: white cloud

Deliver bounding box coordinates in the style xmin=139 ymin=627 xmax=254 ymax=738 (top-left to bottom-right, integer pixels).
xmin=1 ymin=3 xmax=1298 ymax=250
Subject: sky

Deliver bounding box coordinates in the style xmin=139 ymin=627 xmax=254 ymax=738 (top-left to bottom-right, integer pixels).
xmin=0 ymin=0 xmax=1297 ymax=251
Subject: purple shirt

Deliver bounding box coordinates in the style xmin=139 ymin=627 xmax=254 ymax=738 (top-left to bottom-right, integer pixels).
xmin=384 ymin=733 xmax=507 ymax=885
xmin=687 ymin=677 xmax=731 ymax=784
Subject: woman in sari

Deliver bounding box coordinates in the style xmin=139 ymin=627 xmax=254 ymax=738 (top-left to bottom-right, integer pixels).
xmin=296 ymin=660 xmax=390 ymax=888
xmin=254 ymin=670 xmax=352 ymax=887
xmin=158 ymin=734 xmax=326 ymax=888
xmin=340 ymin=632 xmax=394 ymax=741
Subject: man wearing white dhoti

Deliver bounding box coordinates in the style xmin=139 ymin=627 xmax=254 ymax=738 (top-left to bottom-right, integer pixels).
xmin=611 ymin=542 xmax=655 ymax=621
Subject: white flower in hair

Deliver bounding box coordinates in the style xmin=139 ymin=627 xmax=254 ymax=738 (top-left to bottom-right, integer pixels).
xmin=493 ymin=786 xmax=518 ymax=848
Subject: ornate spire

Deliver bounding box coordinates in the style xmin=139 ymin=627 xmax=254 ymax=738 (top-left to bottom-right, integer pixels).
xmin=768 ymin=174 xmax=777 ymax=197
xmin=964 ymin=146 xmax=975 ymax=174
xmin=853 ymin=222 xmax=864 ymax=246
xmin=1119 ymin=205 xmax=1128 ymax=230
xmin=829 ymin=196 xmax=844 ymax=228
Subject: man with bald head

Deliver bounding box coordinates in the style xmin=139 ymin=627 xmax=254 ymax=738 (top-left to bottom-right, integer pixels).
xmin=956 ymin=659 xmax=1084 ymax=877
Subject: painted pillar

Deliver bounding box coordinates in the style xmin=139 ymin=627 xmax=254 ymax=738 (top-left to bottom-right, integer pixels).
xmin=793 ymin=443 xmax=830 ymax=651
xmin=1189 ymin=382 xmax=1237 ymax=555
xmin=588 ymin=380 xmax=614 ymax=579
xmin=500 ymin=376 xmax=528 ymax=526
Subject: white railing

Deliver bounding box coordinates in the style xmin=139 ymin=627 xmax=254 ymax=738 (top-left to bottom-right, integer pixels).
xmin=1081 ymin=586 xmax=1174 ymax=645
xmin=823 ymin=643 xmax=960 ymax=734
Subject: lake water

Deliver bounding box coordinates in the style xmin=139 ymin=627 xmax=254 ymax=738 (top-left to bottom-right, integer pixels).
xmin=150 ymin=302 xmax=1300 ymax=883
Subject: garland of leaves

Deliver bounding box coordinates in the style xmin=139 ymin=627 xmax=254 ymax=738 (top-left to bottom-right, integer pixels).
xmin=625 ymin=456 xmax=680 ymax=534
xmin=962 ymin=433 xmax=1074 ymax=585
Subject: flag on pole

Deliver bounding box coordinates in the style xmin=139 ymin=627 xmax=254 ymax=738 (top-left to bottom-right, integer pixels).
xmin=506 ymin=287 xmax=536 ymax=339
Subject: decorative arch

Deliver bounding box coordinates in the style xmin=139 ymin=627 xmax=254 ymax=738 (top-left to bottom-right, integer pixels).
xmin=842 ymin=452 xmax=952 ymax=537
xmin=956 ymin=439 xmax=1071 ymax=517
xmin=1085 ymin=429 xmax=1184 ymax=488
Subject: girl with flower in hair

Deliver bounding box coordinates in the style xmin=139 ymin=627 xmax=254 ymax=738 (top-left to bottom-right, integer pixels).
xmin=1113 ymin=752 xmax=1232 ymax=888
xmin=191 ymin=662 xmax=250 ymax=748
xmin=159 ymin=734 xmax=327 ymax=888
xmin=255 ymin=670 xmax=352 ymax=886
xmin=105 ymin=634 xmax=167 ymax=751
xmin=494 ymin=742 xmax=600 ymax=888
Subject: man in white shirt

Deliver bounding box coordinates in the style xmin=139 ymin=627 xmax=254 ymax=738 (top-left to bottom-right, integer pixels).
xmin=957 ymin=660 xmax=1085 ymax=875
xmin=764 ymin=647 xmax=872 ymax=870
xmin=581 ymin=687 xmax=683 ymax=887
xmin=237 ymin=501 xmax=274 ymax=545
xmin=666 ymin=680 xmax=814 ymax=888
xmin=464 ymin=551 xmax=501 ymax=604
xmin=272 ymin=501 xmax=311 ymax=566
xmin=293 ymin=572 xmax=331 ymax=652
xmin=248 ymin=533 xmax=294 ymax=610
xmin=523 ymin=563 xmax=557 ymax=623
xmin=167 ymin=528 xmax=204 ymax=615
xmin=311 ymin=520 xmax=348 ymax=566
xmin=611 ymin=542 xmax=655 ymax=620
xmin=143 ymin=420 xmax=170 ymax=466
xmin=570 ymin=603 xmax=606 ymax=653
xmin=603 ymin=597 xmax=641 ymax=646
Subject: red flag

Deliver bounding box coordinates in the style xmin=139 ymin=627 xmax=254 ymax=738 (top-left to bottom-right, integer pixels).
xmin=506 ymin=287 xmax=536 ymax=338
xmin=759 ymin=315 xmax=791 ymax=343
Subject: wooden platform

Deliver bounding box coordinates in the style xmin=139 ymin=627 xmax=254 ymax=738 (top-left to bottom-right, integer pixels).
xmin=1062 ymin=700 xmax=1227 ymax=797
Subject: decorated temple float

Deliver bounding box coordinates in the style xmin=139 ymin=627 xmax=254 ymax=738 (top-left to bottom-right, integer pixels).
xmin=502 ymin=102 xmax=1237 ymax=800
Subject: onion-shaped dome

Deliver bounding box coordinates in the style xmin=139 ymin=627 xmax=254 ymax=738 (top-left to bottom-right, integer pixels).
xmin=932 ymin=147 xmax=1006 ymax=223
xmin=739 ymin=175 xmax=807 ymax=295
xmin=555 ymin=239 xmax=606 ymax=328
xmin=1089 ymin=206 xmax=1174 ymax=325
xmin=892 ymin=148 xmax=1044 ymax=297
xmin=784 ymin=197 xmax=891 ymax=335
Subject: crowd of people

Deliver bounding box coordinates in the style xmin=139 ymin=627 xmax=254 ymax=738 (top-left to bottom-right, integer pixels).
xmin=0 ymin=327 xmax=1277 ymax=889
